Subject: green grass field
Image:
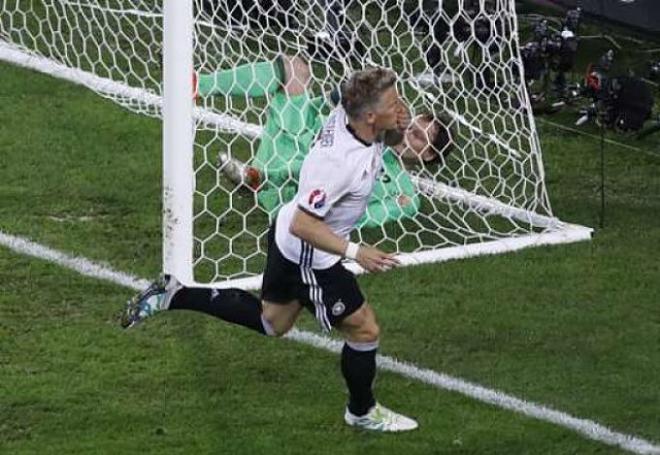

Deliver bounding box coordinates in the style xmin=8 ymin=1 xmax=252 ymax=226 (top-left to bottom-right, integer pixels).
xmin=2 ymin=7 xmax=660 ymax=454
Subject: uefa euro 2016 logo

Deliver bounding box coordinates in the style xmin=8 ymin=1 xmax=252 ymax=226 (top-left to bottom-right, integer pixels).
xmin=308 ymin=189 xmax=327 ymax=209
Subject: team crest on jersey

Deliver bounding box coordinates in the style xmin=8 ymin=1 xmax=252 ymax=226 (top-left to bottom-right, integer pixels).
xmin=308 ymin=189 xmax=327 ymax=209
xmin=331 ymin=300 xmax=346 ymax=316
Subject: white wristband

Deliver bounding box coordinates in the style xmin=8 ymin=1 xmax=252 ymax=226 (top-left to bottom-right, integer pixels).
xmin=344 ymin=242 xmax=360 ymax=260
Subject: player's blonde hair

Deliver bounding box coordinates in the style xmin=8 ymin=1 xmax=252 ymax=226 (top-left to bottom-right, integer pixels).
xmin=340 ymin=67 xmax=397 ymax=119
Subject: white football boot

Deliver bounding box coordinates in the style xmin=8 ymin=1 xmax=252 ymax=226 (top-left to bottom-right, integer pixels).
xmin=344 ymin=403 xmax=418 ymax=432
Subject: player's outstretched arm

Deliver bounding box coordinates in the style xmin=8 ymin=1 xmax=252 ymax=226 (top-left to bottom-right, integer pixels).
xmin=290 ymin=208 xmax=399 ymax=273
xmin=197 ymin=60 xmax=283 ymax=98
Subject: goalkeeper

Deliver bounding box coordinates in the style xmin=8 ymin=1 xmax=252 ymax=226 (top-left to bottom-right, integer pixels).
xmin=195 ymin=55 xmax=452 ymax=227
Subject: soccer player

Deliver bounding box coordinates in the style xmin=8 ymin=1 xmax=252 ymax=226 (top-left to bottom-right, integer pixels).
xmin=123 ymin=67 xmax=422 ymax=431
xmin=196 ymin=55 xmax=452 ymax=227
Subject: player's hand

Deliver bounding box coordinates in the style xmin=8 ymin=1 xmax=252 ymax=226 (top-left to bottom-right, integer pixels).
xmin=396 ymin=101 xmax=412 ymax=132
xmin=384 ymin=102 xmax=412 ymax=146
xmin=355 ymin=245 xmax=400 ymax=273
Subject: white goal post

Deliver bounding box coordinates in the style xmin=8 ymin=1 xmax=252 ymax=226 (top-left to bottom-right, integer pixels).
xmin=0 ymin=0 xmax=592 ymax=289
xmin=162 ymin=0 xmax=194 ymax=285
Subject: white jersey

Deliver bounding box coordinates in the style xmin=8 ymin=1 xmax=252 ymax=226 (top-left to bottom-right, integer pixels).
xmin=275 ymin=105 xmax=384 ymax=269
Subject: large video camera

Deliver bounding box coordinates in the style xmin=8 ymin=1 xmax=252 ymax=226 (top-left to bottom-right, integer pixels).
xmin=577 ymin=50 xmax=654 ymax=132
xmin=520 ymin=8 xmax=581 ymax=91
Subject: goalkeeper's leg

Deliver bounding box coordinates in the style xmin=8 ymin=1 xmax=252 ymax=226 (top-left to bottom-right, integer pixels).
xmin=217 ymin=153 xmax=262 ymax=190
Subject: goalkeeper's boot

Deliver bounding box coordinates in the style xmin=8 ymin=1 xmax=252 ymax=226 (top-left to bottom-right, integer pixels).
xmin=121 ymin=275 xmax=181 ymax=329
xmin=217 ymin=152 xmax=261 ymax=190
xmin=344 ymin=403 xmax=418 ymax=432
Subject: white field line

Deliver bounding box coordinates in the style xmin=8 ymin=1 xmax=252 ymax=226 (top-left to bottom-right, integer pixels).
xmin=1 ymin=230 xmax=658 ymax=455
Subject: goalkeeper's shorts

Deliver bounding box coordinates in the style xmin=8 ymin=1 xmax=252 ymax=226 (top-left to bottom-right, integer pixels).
xmin=261 ymin=223 xmax=364 ymax=332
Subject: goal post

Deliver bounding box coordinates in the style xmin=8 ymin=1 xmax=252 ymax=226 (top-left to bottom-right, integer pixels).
xmin=162 ymin=0 xmax=194 ymax=286
xmin=0 ymin=0 xmax=592 ymax=289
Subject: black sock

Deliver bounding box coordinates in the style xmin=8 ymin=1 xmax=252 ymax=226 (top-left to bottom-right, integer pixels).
xmin=341 ymin=341 xmax=378 ymax=416
xmin=169 ymin=287 xmax=270 ymax=335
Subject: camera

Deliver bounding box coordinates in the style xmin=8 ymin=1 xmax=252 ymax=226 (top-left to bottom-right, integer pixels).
xmin=520 ymin=8 xmax=581 ymax=85
xmin=578 ymin=50 xmax=653 ymax=132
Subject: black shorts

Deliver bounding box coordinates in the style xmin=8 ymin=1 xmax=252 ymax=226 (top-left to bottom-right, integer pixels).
xmin=261 ymin=224 xmax=365 ymax=331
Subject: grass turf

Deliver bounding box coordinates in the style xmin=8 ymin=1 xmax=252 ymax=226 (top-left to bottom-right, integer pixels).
xmin=2 ymin=9 xmax=660 ymax=454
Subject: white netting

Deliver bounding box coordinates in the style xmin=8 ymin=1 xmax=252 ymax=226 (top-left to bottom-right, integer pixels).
xmin=1 ymin=0 xmax=563 ymax=284
xmin=1 ymin=1 xmax=164 ymax=114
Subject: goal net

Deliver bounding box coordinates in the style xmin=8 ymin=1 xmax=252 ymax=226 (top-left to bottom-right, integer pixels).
xmin=0 ymin=0 xmax=591 ymax=288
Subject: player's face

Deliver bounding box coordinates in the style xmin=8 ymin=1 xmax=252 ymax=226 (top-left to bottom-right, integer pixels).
xmin=401 ymin=116 xmax=438 ymax=162
xmin=372 ymin=86 xmax=400 ymax=131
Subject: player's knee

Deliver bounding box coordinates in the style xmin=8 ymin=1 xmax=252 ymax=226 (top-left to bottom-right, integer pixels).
xmin=262 ymin=302 xmax=300 ymax=337
xmin=347 ymin=320 xmax=379 ymax=343
xmin=359 ymin=319 xmax=380 ymax=342
xmin=341 ymin=303 xmax=380 ymax=342
xmin=262 ymin=314 xmax=294 ymax=337
xmin=261 ymin=317 xmax=290 ymax=337
xmin=273 ymin=320 xmax=294 ymax=337
xmin=271 ymin=327 xmax=289 ymax=337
